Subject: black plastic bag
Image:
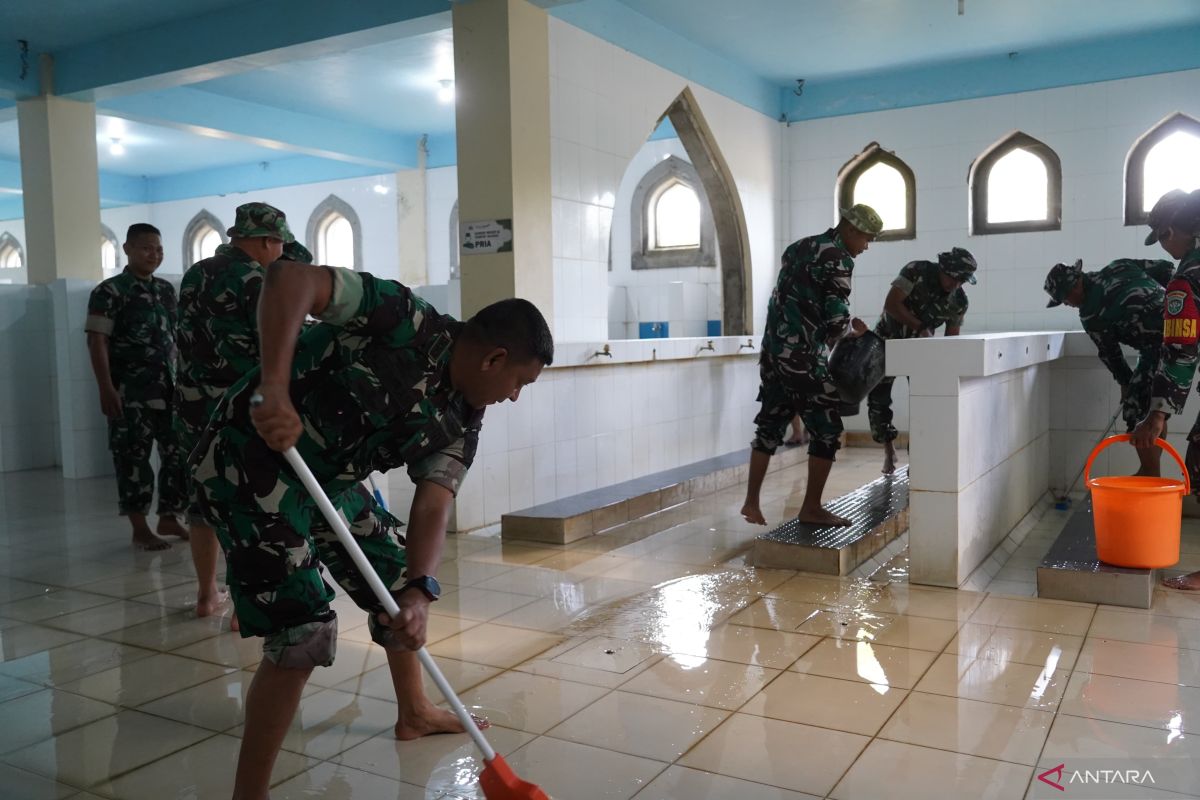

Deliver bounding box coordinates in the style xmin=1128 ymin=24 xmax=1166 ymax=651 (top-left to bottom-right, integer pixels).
xmin=828 ymin=331 xmax=886 ymax=406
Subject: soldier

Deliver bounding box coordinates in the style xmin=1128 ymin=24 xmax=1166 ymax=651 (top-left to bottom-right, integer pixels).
xmin=741 ymin=204 xmax=883 ymax=527
xmin=190 ymin=259 xmax=552 ymax=797
xmin=870 ymin=247 xmax=977 ymax=474
xmin=1132 ymin=188 xmax=1200 ymax=590
xmin=176 ymin=203 xmax=300 ymax=625
xmin=85 ymin=223 xmax=189 ymax=550
xmin=1045 ymin=257 xmax=1174 ymax=476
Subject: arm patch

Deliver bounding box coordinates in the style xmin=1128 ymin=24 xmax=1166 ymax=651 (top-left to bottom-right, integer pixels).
xmin=1163 ymin=278 xmax=1199 ymax=345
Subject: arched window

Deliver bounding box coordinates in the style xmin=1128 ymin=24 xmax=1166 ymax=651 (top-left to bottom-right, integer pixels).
xmin=100 ymin=225 xmax=120 ymax=276
xmin=969 ymin=131 xmax=1061 ymax=235
xmin=449 ymin=200 xmax=460 ymax=280
xmin=630 ymin=155 xmax=716 ymax=269
xmin=836 ymin=142 xmax=916 ymax=241
xmin=1125 ymin=112 xmax=1200 ymax=225
xmin=182 ymin=210 xmax=227 ymax=268
xmin=306 ymin=195 xmax=362 ymax=269
xmin=0 ymin=235 xmax=23 ymax=275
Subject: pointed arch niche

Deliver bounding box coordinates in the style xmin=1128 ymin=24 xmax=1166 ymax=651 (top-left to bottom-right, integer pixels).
xmin=307 ymin=195 xmax=363 ymax=270
xmin=1125 ymin=112 xmax=1200 ymax=226
xmin=182 ymin=210 xmax=227 ymax=268
xmin=657 ymin=87 xmax=752 ymax=336
xmin=836 ymin=142 xmax=916 ymax=241
xmin=968 ymin=131 xmax=1061 ymax=235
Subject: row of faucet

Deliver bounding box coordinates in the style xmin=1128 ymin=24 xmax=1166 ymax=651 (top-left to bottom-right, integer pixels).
xmin=591 ymin=338 xmax=757 ymax=359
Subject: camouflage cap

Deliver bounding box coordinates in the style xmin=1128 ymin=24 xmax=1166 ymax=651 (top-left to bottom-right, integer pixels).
xmin=839 ymin=203 xmax=884 ymax=236
xmin=227 ymin=202 xmax=295 ymax=243
xmin=1044 ymin=260 xmax=1083 ymax=308
xmin=937 ymin=247 xmax=978 ymax=284
xmin=1145 ymin=189 xmax=1188 ymax=245
xmin=282 ymin=240 xmax=313 ymax=264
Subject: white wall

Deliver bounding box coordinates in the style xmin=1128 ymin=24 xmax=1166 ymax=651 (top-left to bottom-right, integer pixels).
xmin=788 ymin=67 xmax=1200 ymax=436
xmin=0 ymin=285 xmax=55 ymax=472
xmin=549 ymin=16 xmax=783 ymax=343
xmin=425 ymin=166 xmax=458 ymax=287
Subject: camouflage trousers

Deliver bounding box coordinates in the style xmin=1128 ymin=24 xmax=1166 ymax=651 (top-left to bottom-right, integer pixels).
xmin=173 ymin=383 xmax=222 ymax=525
xmin=752 ymin=360 xmax=843 ymax=461
xmin=107 ymin=404 xmax=188 ymax=517
xmin=194 ymin=451 xmax=408 ymax=667
xmin=867 ymin=376 xmax=905 ymax=444
xmin=1120 ymin=368 xmax=1155 ymax=433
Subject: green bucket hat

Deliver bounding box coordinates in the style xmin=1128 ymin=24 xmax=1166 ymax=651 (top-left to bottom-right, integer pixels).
xmin=1145 ymin=189 xmax=1188 ymax=246
xmin=282 ymin=240 xmax=313 ymax=264
xmin=227 ymin=202 xmax=295 ymax=243
xmin=1044 ymin=260 xmax=1083 ymax=308
xmin=840 ymin=203 xmax=884 ymax=236
xmin=937 ymin=247 xmax=978 ymax=285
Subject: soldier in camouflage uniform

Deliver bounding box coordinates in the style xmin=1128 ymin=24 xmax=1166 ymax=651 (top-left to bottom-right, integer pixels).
xmin=1132 ymin=189 xmax=1200 ymax=590
xmin=191 ymin=258 xmax=552 ymax=797
xmin=742 ymin=204 xmax=883 ymax=527
xmin=85 ymin=223 xmax=189 ymax=550
xmin=870 ymin=247 xmax=977 ymax=474
xmin=1045 ymin=256 xmax=1174 ymax=476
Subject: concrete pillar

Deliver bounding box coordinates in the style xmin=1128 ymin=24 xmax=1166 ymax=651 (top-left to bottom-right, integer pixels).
xmin=17 ymin=94 xmax=103 ymax=284
xmin=451 ymin=0 xmax=553 ymax=319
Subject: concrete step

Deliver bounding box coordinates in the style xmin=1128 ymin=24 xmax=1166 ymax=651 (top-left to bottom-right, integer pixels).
xmin=1036 ymin=501 xmax=1155 ymax=609
xmin=501 ymin=445 xmax=807 ymax=545
xmin=750 ymin=466 xmax=909 ymax=575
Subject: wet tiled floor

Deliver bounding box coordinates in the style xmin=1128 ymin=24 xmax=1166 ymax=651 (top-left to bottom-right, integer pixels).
xmin=2 ymin=448 xmax=1199 ymax=798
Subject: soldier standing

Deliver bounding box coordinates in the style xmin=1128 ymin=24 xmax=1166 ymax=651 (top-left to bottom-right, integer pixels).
xmin=1045 ymin=257 xmax=1174 ymax=476
xmin=869 ymin=248 xmax=977 ymax=474
xmin=85 ymin=223 xmax=189 ymax=550
xmin=1132 ymin=188 xmax=1200 ymax=590
xmin=741 ymin=204 xmax=883 ymax=527
xmin=190 ymin=259 xmax=552 ymax=797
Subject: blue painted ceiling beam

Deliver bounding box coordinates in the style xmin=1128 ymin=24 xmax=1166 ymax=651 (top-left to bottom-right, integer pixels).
xmin=101 ymin=88 xmax=417 ymax=169
xmin=54 ymin=0 xmax=451 ymax=99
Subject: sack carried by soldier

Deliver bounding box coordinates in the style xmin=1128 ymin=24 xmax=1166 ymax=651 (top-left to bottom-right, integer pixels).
xmin=828 ymin=331 xmax=886 ymax=416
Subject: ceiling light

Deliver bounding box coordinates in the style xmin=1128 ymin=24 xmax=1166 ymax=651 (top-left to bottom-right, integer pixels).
xmin=109 ymin=138 xmax=125 ymax=156
xmin=438 ymin=79 xmax=455 ymax=104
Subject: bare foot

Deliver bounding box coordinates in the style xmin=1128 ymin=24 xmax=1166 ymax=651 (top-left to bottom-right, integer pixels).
xmin=1162 ymin=572 xmax=1200 ymax=590
xmin=394 ymin=706 xmax=490 ymax=740
xmin=882 ymin=443 xmax=897 ymax=475
xmin=230 ymin=610 xmax=240 ymax=632
xmin=740 ymin=502 xmax=767 ymax=525
xmin=157 ymin=516 xmax=190 ymax=541
xmin=797 ymin=507 xmax=852 ymax=527
xmin=196 ymin=589 xmax=227 ymax=618
xmin=132 ymin=528 xmax=171 ymax=551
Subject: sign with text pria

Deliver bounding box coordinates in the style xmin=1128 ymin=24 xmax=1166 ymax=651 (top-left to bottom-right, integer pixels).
xmin=460 ymin=219 xmax=513 ymax=255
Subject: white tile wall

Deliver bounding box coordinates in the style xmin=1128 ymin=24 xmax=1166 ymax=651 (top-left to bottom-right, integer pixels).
xmin=51 ymin=280 xmax=111 ymax=478
xmin=0 ymin=285 xmax=56 ymax=471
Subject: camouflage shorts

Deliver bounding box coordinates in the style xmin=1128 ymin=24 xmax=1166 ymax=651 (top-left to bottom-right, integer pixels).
xmin=1120 ymin=369 xmax=1156 ymax=433
xmin=195 ymin=455 xmax=408 ymax=667
xmin=752 ymin=363 xmax=843 ymax=460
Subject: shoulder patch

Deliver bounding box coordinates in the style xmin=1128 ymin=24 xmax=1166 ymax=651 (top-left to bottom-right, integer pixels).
xmin=1163 ymin=278 xmax=1199 ymax=345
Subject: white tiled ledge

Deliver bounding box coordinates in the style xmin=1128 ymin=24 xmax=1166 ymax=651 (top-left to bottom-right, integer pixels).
xmin=887 ymin=331 xmax=1070 ymax=381
xmin=548 ymin=335 xmax=760 ymax=368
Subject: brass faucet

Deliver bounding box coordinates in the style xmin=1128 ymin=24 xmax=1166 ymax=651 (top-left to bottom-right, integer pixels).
xmin=593 ymin=343 xmax=613 ymax=359
xmin=697 ymin=340 xmax=715 ymax=354
xmin=738 ymin=338 xmax=755 ymax=351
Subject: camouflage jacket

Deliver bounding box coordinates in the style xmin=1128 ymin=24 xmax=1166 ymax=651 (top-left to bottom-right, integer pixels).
xmin=84 ymin=269 xmax=178 ymax=409
xmin=175 ymin=244 xmax=268 ymax=450
xmin=1078 ymin=259 xmax=1173 ymax=387
xmin=195 ymin=268 xmax=483 ymax=496
xmin=761 ymin=229 xmax=855 ymax=376
xmin=1152 ymin=244 xmax=1200 ymax=415
xmin=874 ymin=260 xmax=969 ymax=340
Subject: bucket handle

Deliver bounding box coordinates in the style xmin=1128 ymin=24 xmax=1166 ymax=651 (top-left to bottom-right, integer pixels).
xmin=1083 ymin=434 xmax=1190 ymax=495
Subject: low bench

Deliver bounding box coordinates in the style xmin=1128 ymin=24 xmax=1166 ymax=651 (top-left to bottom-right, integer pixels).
xmin=750 ymin=466 xmax=909 ymax=575
xmin=501 ymin=446 xmax=807 ymax=545
xmin=1036 ymin=501 xmax=1155 ymax=609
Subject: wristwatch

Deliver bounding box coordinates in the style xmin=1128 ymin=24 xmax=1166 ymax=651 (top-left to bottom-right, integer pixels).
xmin=401 ymin=575 xmax=441 ymax=602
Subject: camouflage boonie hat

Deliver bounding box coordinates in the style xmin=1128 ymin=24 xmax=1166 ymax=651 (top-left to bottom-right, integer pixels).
xmin=1145 ymin=189 xmax=1188 ymax=245
xmin=937 ymin=247 xmax=978 ymax=284
xmin=1044 ymin=260 xmax=1083 ymax=307
xmin=839 ymin=204 xmax=884 ymax=236
xmin=227 ymin=202 xmax=295 ymax=243
xmin=282 ymin=241 xmax=313 ymax=263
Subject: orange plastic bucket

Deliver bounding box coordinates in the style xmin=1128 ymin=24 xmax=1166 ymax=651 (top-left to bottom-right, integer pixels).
xmin=1084 ymin=434 xmax=1189 ymax=568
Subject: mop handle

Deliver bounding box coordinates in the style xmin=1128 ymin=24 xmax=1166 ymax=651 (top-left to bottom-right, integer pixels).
xmin=279 ymin=444 xmax=497 ymax=761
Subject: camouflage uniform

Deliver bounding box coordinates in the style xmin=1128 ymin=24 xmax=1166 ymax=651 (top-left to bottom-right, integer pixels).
xmin=192 ymin=268 xmax=481 ymax=666
xmin=868 ymin=254 xmax=973 ymax=444
xmin=754 ymin=229 xmax=858 ymax=460
xmin=85 ymin=269 xmax=188 ymax=517
xmin=1045 ymin=259 xmax=1173 ymax=432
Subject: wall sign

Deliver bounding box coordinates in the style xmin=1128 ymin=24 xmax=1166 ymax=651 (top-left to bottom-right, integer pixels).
xmin=460 ymin=219 xmax=513 ymax=255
